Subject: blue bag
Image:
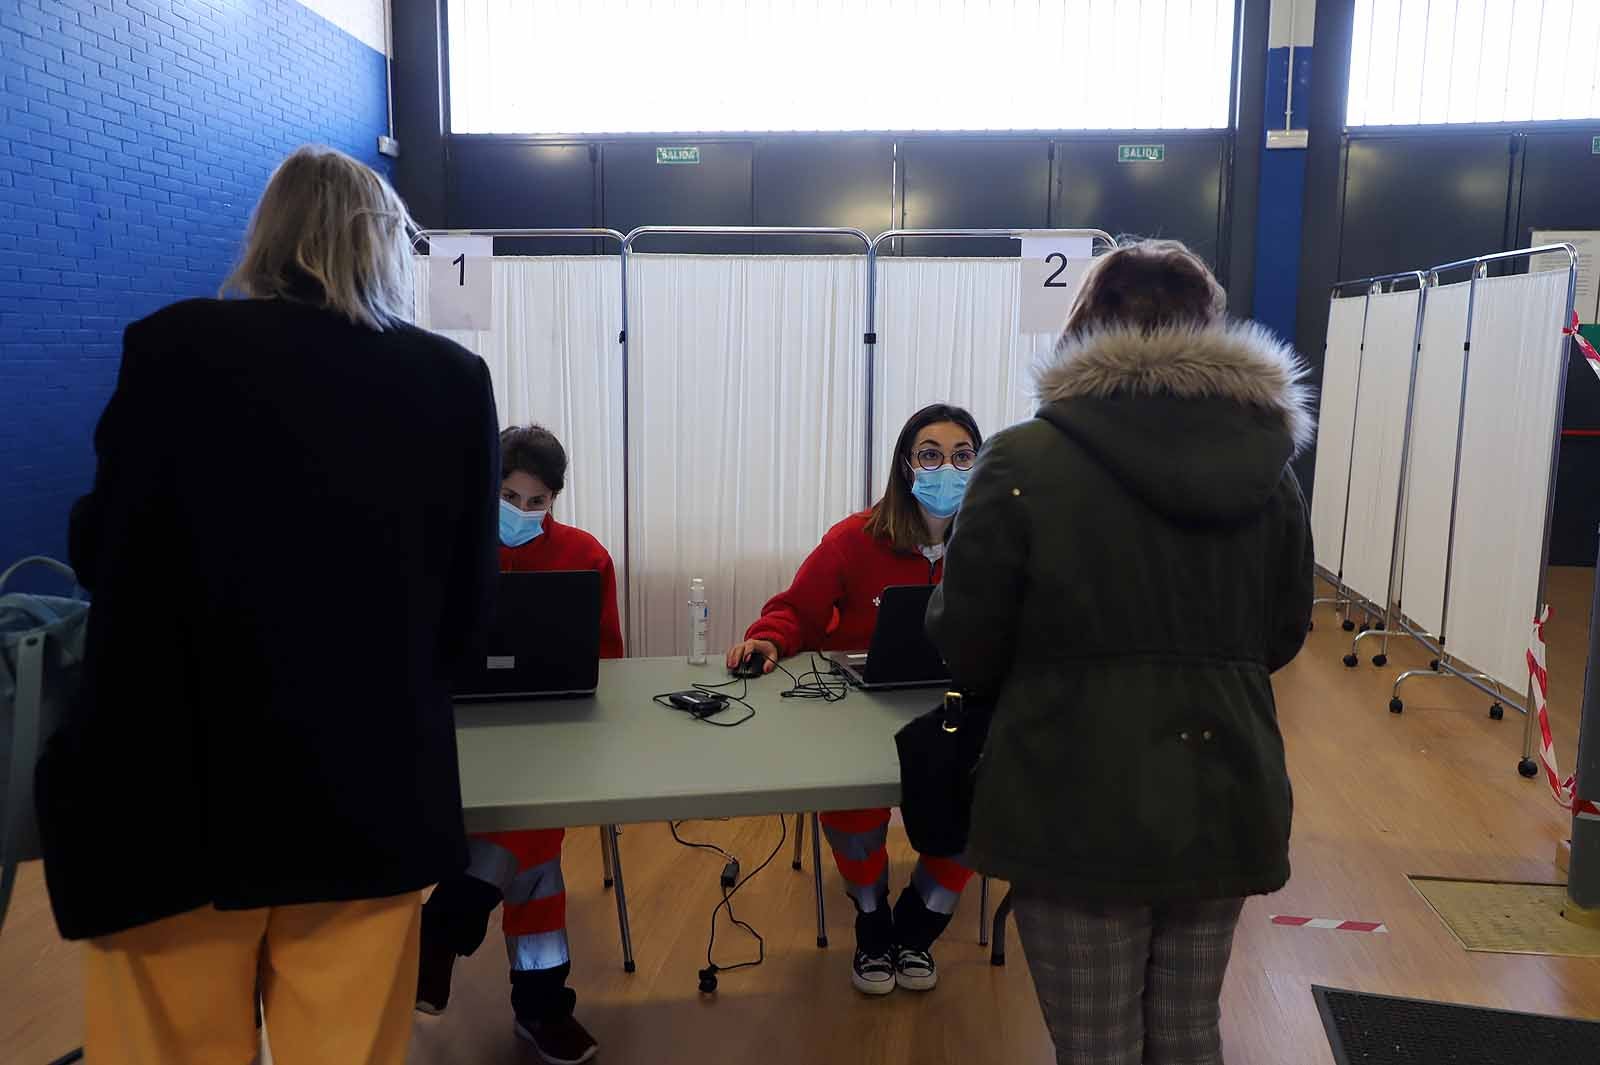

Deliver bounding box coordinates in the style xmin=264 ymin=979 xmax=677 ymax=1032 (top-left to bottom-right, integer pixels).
xmin=0 ymin=557 xmax=89 ymax=932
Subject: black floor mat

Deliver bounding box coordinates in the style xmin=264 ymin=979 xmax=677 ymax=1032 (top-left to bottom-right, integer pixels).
xmin=1314 ymin=986 xmax=1600 ymax=1065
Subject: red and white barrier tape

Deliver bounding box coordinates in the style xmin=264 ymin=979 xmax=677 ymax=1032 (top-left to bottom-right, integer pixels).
xmin=1527 ymin=607 xmax=1600 ymax=819
xmin=1565 ymin=311 xmax=1600 ymax=383
xmin=1270 ymin=915 xmax=1388 ymax=933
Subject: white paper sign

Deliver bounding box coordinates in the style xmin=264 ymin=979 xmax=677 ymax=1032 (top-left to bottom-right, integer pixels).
xmin=428 ymin=235 xmax=494 ymax=331
xmin=1531 ymin=230 xmax=1600 ymax=324
xmin=1018 ymin=234 xmax=1094 ymax=335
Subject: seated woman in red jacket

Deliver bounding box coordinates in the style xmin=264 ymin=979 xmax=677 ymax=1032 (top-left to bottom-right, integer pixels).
xmin=727 ymin=403 xmax=982 ymax=997
xmin=417 ymin=425 xmax=621 ymax=1065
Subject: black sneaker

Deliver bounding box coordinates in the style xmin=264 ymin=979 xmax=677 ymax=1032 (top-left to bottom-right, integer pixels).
xmin=851 ymin=948 xmax=897 ymax=996
xmin=895 ymin=947 xmax=938 ymax=991
xmin=514 ymin=1015 xmax=600 ymax=1065
xmin=414 ymin=933 xmax=457 ymax=1015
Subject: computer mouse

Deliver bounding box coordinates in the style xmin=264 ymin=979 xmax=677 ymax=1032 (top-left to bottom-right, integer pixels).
xmin=732 ymin=652 xmax=767 ymax=679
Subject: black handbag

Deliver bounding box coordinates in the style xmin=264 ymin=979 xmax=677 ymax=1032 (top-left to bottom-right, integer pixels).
xmin=894 ymin=690 xmax=993 ymax=858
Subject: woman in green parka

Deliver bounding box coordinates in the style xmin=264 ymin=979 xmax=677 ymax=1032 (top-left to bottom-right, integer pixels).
xmin=927 ymin=239 xmax=1315 ymax=1065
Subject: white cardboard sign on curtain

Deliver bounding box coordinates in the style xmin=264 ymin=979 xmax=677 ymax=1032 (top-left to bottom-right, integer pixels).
xmin=1530 ymin=230 xmax=1598 ymax=323
xmin=428 ymin=236 xmax=494 ymax=331
xmin=1018 ymin=234 xmax=1093 ymax=335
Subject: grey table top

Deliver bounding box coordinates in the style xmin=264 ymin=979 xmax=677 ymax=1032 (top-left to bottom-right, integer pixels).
xmin=454 ymin=657 xmax=937 ymax=833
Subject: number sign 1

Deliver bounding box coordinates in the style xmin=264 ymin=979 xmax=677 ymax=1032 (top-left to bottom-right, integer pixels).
xmin=427 ymin=235 xmax=494 ymax=331
xmin=1017 ymin=234 xmax=1094 ymax=335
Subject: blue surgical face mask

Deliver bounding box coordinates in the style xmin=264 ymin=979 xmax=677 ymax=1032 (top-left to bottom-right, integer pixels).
xmin=499 ymin=498 xmax=547 ymax=548
xmin=910 ymin=465 xmax=970 ymax=520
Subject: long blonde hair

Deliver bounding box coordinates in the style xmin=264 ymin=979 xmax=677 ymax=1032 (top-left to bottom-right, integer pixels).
xmin=223 ymin=145 xmax=416 ymax=331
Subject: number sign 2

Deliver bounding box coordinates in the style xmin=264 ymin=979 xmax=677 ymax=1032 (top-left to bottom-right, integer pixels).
xmin=1018 ymin=235 xmax=1093 ymax=335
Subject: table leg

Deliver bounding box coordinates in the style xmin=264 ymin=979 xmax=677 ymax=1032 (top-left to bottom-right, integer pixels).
xmin=990 ymin=888 xmax=1013 ymax=967
xmin=600 ymin=825 xmax=614 ymax=889
xmin=810 ymin=812 xmax=828 ymax=948
xmin=604 ymin=824 xmax=636 ymax=973
xmin=978 ymin=876 xmax=990 ymax=947
xmin=792 ymin=812 xmax=806 ymax=871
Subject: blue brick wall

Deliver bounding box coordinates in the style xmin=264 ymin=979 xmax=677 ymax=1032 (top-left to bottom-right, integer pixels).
xmin=0 ymin=0 xmax=389 ymax=574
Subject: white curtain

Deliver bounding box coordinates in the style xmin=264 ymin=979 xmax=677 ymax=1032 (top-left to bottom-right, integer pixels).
xmin=1444 ymin=269 xmax=1570 ymax=690
xmin=1399 ymin=281 xmax=1471 ymax=637
xmin=414 ymin=256 xmax=629 ymax=626
xmin=871 ymin=258 xmax=1058 ymax=489
xmin=627 ymin=254 xmax=868 ymax=658
xmin=1310 ymin=296 xmax=1368 ymax=576
xmin=1340 ymin=289 xmax=1422 ymax=607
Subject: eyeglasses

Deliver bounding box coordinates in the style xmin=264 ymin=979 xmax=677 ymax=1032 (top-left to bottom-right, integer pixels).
xmin=913 ymin=447 xmax=977 ymax=472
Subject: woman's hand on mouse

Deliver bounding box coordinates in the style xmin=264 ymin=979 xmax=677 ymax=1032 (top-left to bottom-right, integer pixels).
xmin=725 ymin=639 xmax=779 ymax=673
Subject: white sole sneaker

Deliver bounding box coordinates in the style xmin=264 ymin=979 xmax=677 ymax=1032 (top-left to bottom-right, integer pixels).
xmin=895 ymin=968 xmax=938 ymax=992
xmin=852 ymin=969 xmax=897 ymax=995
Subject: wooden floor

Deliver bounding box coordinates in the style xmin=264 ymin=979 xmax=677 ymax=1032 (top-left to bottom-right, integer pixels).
xmin=3 ymin=567 xmax=1595 ymax=1065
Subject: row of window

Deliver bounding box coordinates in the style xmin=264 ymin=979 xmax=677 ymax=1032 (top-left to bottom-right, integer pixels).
xmin=445 ymin=0 xmax=1598 ymax=135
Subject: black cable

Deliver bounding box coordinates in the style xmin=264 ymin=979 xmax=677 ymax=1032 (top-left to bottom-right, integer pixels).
xmin=669 ymin=820 xmax=736 ymax=864
xmin=776 ymin=654 xmax=849 ymax=703
xmin=705 ymin=814 xmax=787 ymax=976
xmin=652 ymin=677 xmax=757 ymax=727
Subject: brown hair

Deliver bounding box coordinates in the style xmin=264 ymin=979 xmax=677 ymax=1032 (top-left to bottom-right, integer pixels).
xmin=1061 ymin=239 xmax=1226 ymax=339
xmin=500 ymin=425 xmax=567 ymax=493
xmin=863 ymin=403 xmax=983 ymax=552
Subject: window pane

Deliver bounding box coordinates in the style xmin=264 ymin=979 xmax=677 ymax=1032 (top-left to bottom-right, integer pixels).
xmin=1354 ymin=0 xmax=1600 ymax=125
xmin=446 ymin=0 xmax=1238 ymax=134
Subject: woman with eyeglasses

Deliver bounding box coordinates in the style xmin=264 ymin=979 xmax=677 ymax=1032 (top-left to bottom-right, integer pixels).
xmin=727 ymin=402 xmax=982 ymax=997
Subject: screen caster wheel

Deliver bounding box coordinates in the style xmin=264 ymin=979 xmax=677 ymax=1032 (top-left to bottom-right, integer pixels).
xmin=1342 ymin=619 xmax=1356 ymax=632
xmin=1389 ymin=698 xmax=1404 ymax=714
xmin=1343 ymin=653 xmax=1360 ymax=668
xmin=1519 ymin=757 xmax=1539 ymax=778
xmin=1429 ymin=658 xmax=1441 ymax=671
xmin=1489 ymin=703 xmax=1505 ymax=721
xmin=1372 ymin=654 xmax=1389 ymax=668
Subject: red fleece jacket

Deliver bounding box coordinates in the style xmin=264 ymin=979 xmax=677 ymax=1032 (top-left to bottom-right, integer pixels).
xmin=499 ymin=515 xmax=626 ymax=658
xmin=745 ymin=511 xmax=943 ymax=657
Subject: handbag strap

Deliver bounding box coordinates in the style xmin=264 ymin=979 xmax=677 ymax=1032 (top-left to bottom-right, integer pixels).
xmin=0 ymin=630 xmax=45 ymax=934
xmin=0 ymin=556 xmax=79 ymax=597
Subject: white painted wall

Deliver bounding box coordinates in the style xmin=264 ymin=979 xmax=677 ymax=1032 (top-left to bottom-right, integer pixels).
xmin=1269 ymin=0 xmax=1316 ymax=48
xmin=298 ymin=0 xmax=389 ymax=55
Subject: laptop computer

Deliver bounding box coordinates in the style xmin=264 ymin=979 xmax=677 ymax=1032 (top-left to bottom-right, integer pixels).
xmin=826 ymin=584 xmax=952 ymax=691
xmin=454 ymin=570 xmax=602 ymax=701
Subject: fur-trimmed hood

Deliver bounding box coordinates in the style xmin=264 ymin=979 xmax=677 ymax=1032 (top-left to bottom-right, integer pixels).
xmin=1033 ymin=320 xmax=1315 ymax=525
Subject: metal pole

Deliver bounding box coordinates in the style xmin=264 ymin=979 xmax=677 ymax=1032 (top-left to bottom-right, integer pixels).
xmin=605 ymin=824 xmax=636 ymax=973
xmin=1434 ymin=264 xmax=1483 ymax=652
xmin=1565 ymin=536 xmax=1600 ymax=926
xmin=864 ymin=244 xmax=879 ymax=512
xmin=792 ymin=811 xmax=805 ymax=871
xmin=1334 ymin=286 xmax=1376 ymax=630
xmin=618 ymin=244 xmax=633 ymax=651
xmin=811 ymin=811 xmax=828 ymax=948
xmin=1362 ymin=273 xmax=1429 ymax=667
xmin=978 ymin=876 xmax=991 ymax=946
xmin=1521 ymin=245 xmax=1581 ymax=774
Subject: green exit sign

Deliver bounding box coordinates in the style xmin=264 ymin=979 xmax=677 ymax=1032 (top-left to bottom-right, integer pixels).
xmin=1118 ymin=144 xmax=1165 ymax=163
xmin=1592 ymin=136 xmax=1600 ymax=154
xmin=656 ymin=146 xmax=701 ymax=165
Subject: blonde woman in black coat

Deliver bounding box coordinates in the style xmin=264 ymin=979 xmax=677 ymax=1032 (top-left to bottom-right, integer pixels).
xmin=38 ymin=146 xmax=500 ymax=1064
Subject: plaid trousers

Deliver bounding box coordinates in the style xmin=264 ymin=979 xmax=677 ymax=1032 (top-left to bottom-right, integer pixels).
xmin=1012 ymin=892 xmax=1246 ymax=1065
